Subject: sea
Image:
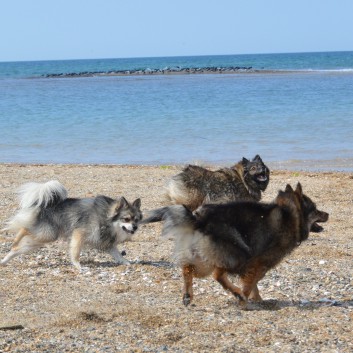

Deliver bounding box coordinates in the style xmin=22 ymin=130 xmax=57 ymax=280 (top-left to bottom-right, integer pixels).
xmin=1 ymin=51 xmax=353 ymax=171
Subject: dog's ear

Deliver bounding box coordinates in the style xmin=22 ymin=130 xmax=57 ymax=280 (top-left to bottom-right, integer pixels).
xmin=285 ymin=184 xmax=294 ymax=193
xmin=242 ymin=157 xmax=249 ymax=165
xmin=276 ymin=188 xmax=295 ymax=208
xmin=295 ymin=182 xmax=303 ymax=197
xmin=108 ymin=197 xmax=128 ymax=218
xmin=132 ymin=198 xmax=141 ymax=209
xmin=117 ymin=196 xmax=128 ymax=210
xmin=253 ymin=155 xmax=262 ymax=162
xmin=276 ymin=190 xmax=289 ymax=206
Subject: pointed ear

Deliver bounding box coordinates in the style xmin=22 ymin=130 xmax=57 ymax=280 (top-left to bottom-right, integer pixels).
xmin=285 ymin=184 xmax=294 ymax=193
xmin=276 ymin=190 xmax=291 ymax=207
xmin=117 ymin=196 xmax=128 ymax=210
xmin=253 ymin=155 xmax=262 ymax=162
xmin=242 ymin=157 xmax=249 ymax=165
xmin=109 ymin=197 xmax=128 ymax=218
xmin=132 ymin=198 xmax=141 ymax=209
xmin=295 ymin=182 xmax=303 ymax=197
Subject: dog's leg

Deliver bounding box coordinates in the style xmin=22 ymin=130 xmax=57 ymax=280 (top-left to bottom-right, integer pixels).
xmin=182 ymin=265 xmax=194 ymax=306
xmin=69 ymin=229 xmax=85 ymax=271
xmin=11 ymin=228 xmax=28 ymax=248
xmin=239 ymin=263 xmax=267 ymax=302
xmin=0 ymin=227 xmax=29 ymax=264
xmin=1 ymin=232 xmax=42 ymax=265
xmin=213 ymin=267 xmax=247 ymax=306
xmin=109 ymin=247 xmax=130 ymax=265
xmin=248 ymin=284 xmax=262 ymax=302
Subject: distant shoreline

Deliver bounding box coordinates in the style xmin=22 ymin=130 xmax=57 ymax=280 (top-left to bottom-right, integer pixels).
xmin=43 ymin=66 xmax=254 ymax=78
xmin=41 ymin=67 xmax=353 ymax=78
xmin=1 ymin=160 xmax=352 ymax=173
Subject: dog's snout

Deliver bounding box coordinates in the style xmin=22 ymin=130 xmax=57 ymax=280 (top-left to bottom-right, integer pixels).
xmin=320 ymin=211 xmax=329 ymax=222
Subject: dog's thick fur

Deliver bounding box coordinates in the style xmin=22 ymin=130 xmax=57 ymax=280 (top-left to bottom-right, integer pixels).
xmin=142 ymin=183 xmax=329 ymax=307
xmin=165 ymin=155 xmax=270 ymax=210
xmin=1 ymin=180 xmax=142 ymax=270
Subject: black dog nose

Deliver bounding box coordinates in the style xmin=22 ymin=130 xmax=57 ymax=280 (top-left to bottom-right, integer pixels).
xmin=133 ymin=225 xmax=138 ymax=231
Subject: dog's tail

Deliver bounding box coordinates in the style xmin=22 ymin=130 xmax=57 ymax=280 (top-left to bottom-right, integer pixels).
xmin=165 ymin=175 xmax=186 ymax=204
xmin=2 ymin=181 xmax=67 ymax=233
xmin=141 ymin=205 xmax=196 ymax=239
xmin=140 ymin=206 xmax=171 ymax=224
xmin=17 ymin=180 xmax=67 ymax=209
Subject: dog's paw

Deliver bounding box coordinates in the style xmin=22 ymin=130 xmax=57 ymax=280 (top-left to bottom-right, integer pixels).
xmin=71 ymin=261 xmax=82 ymax=272
xmin=183 ymin=293 xmax=191 ymax=306
xmin=237 ymin=297 xmax=251 ymax=310
xmin=0 ymin=258 xmax=9 ymax=266
xmin=117 ymin=259 xmax=131 ymax=266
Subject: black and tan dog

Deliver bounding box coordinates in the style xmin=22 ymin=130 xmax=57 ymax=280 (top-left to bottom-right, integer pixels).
xmin=142 ymin=183 xmax=328 ymax=307
xmin=165 ymin=155 xmax=270 ymax=210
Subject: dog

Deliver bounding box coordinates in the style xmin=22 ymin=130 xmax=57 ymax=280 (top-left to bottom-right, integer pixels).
xmin=165 ymin=155 xmax=270 ymax=210
xmin=165 ymin=155 xmax=324 ymax=233
xmin=1 ymin=180 xmax=142 ymax=270
xmin=141 ymin=183 xmax=328 ymax=307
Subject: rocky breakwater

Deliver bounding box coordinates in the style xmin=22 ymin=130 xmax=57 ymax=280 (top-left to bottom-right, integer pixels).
xmin=43 ymin=66 xmax=253 ymax=78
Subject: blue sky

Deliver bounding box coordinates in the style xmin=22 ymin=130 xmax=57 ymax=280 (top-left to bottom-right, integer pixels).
xmin=1 ymin=0 xmax=353 ymax=62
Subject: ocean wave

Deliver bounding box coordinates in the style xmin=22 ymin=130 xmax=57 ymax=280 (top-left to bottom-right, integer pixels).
xmin=292 ymin=68 xmax=353 ymax=73
xmin=269 ymin=158 xmax=353 ymax=172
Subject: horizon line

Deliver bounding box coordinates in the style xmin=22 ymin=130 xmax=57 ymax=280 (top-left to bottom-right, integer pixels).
xmin=1 ymin=49 xmax=353 ymax=64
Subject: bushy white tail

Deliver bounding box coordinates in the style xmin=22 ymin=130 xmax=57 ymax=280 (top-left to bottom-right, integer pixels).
xmin=17 ymin=180 xmax=67 ymax=209
xmin=2 ymin=181 xmax=68 ymax=233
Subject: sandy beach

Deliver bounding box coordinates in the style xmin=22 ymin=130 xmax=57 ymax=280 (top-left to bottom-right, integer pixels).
xmin=0 ymin=163 xmax=352 ymax=352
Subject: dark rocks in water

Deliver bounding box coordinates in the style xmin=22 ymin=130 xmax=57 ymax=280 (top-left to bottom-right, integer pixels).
xmin=43 ymin=66 xmax=253 ymax=78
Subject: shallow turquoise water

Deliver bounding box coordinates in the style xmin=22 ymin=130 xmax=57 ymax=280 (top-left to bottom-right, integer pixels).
xmin=1 ymin=52 xmax=353 ymax=171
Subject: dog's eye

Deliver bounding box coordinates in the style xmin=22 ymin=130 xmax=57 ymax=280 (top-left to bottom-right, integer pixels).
xmin=124 ymin=217 xmax=131 ymax=222
xmin=250 ymin=166 xmax=257 ymax=172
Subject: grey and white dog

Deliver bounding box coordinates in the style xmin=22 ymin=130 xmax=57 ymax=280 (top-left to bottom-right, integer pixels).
xmin=1 ymin=180 xmax=142 ymax=270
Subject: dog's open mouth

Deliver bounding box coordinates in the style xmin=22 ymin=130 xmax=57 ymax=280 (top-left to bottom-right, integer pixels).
xmin=122 ymin=226 xmax=135 ymax=234
xmin=311 ymin=222 xmax=323 ymax=232
xmin=255 ymin=173 xmax=268 ymax=183
xmin=310 ymin=211 xmax=329 ymax=233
